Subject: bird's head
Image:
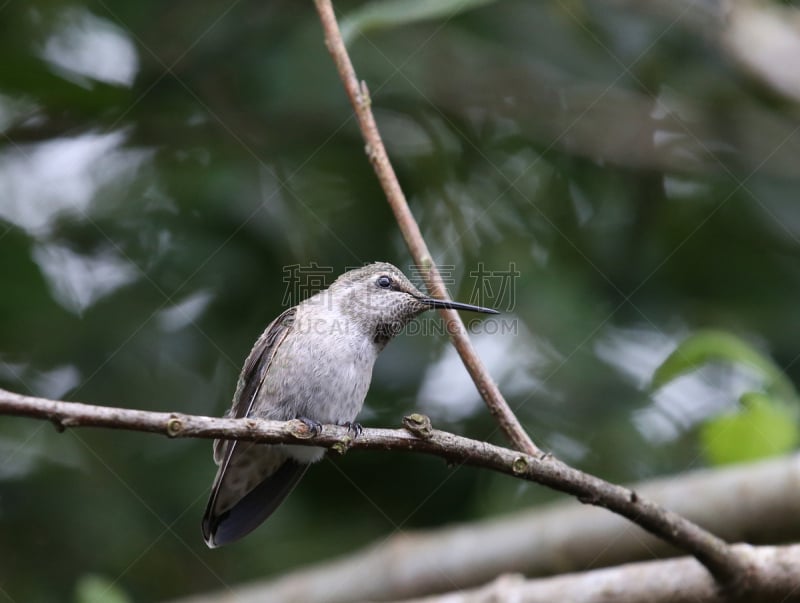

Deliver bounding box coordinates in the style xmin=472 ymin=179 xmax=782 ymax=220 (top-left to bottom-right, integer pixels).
xmin=329 ymin=262 xmax=498 ymax=346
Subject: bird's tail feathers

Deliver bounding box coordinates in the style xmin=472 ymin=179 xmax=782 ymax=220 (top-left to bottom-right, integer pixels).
xmin=202 ymin=454 xmax=308 ymax=548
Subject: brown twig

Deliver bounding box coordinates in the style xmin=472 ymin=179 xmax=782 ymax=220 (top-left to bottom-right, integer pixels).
xmin=312 ymin=0 xmax=540 ymax=458
xmin=0 ymin=388 xmax=751 ymax=587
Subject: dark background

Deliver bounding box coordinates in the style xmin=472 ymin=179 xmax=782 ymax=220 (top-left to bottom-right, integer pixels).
xmin=1 ymin=1 xmax=799 ymax=601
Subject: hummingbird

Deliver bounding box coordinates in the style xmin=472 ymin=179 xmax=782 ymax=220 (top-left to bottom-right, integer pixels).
xmin=202 ymin=261 xmax=498 ymax=547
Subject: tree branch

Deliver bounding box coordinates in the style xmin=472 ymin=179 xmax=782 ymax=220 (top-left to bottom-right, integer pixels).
xmin=381 ymin=545 xmax=800 ymax=603
xmin=0 ymin=388 xmax=751 ymax=589
xmin=170 ymin=546 xmax=800 ymax=603
xmin=311 ymin=0 xmax=541 ymax=458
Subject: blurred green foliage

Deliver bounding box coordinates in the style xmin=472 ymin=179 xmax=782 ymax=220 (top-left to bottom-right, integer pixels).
xmin=652 ymin=331 xmax=799 ymax=403
xmin=1 ymin=0 xmax=800 ymax=601
xmin=74 ymin=575 xmax=132 ymax=603
xmin=701 ymin=392 xmax=799 ymax=465
xmin=340 ymin=0 xmax=495 ymax=44
xmin=651 ymin=330 xmax=800 ymax=465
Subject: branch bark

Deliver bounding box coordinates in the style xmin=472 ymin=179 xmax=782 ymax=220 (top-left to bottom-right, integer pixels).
xmin=381 ymin=545 xmax=800 ymax=603
xmin=311 ymin=0 xmax=541 ymax=459
xmin=0 ymin=388 xmax=751 ymax=590
xmin=169 ymin=546 xmax=800 ymax=603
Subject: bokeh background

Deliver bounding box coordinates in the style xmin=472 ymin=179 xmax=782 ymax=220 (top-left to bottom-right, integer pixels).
xmin=2 ymin=0 xmax=800 ymax=601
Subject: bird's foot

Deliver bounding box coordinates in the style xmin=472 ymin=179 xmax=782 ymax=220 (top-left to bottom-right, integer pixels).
xmin=296 ymin=416 xmax=323 ymax=436
xmin=339 ymin=421 xmax=363 ymax=437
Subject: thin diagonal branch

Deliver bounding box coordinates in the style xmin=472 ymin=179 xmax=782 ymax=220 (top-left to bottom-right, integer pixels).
xmin=0 ymin=388 xmax=752 ymax=589
xmin=311 ymin=0 xmax=540 ymax=458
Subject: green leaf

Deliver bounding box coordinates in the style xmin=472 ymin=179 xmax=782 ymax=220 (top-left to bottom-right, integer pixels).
xmin=74 ymin=575 xmax=131 ymax=603
xmin=700 ymin=392 xmax=799 ymax=465
xmin=340 ymin=0 xmax=495 ymax=46
xmin=650 ymin=330 xmax=797 ymax=403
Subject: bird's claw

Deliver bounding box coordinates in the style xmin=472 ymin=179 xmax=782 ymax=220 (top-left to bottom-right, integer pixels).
xmin=296 ymin=416 xmax=323 ymax=436
xmin=339 ymin=421 xmax=363 ymax=437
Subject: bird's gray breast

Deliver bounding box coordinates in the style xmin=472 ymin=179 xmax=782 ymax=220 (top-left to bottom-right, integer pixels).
xmin=253 ymin=304 xmax=379 ymax=426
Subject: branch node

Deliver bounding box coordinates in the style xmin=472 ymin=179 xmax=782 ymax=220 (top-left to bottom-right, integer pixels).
xmin=403 ymin=413 xmax=433 ymax=439
xmin=511 ymin=456 xmax=529 ymax=475
xmin=358 ymin=80 xmax=371 ymax=109
xmin=630 ymin=490 xmax=639 ymax=503
xmin=289 ymin=419 xmax=316 ymax=439
xmin=166 ymin=416 xmax=184 ymax=438
xmin=332 ymin=436 xmax=352 ymax=455
xmin=364 ymin=143 xmax=378 ymax=164
xmin=52 ymin=415 xmax=80 ymax=432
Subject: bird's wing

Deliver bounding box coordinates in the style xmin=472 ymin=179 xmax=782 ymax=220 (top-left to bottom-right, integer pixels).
xmin=203 ymin=307 xmax=297 ymax=546
xmin=214 ymin=305 xmax=296 ymax=456
xmin=234 ymin=305 xmax=298 ymax=419
xmin=212 ymin=306 xmax=297 ymax=463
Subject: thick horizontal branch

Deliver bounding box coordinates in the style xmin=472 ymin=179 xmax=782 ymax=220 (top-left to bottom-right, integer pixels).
xmin=384 ymin=544 xmax=800 ymax=603
xmin=0 ymin=388 xmax=749 ymax=589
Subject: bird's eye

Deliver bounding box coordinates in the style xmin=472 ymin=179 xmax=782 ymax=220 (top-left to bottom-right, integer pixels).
xmin=377 ymin=275 xmax=393 ymax=289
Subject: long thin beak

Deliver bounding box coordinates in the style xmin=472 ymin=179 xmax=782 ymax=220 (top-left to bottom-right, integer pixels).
xmin=418 ymin=297 xmax=499 ymax=314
